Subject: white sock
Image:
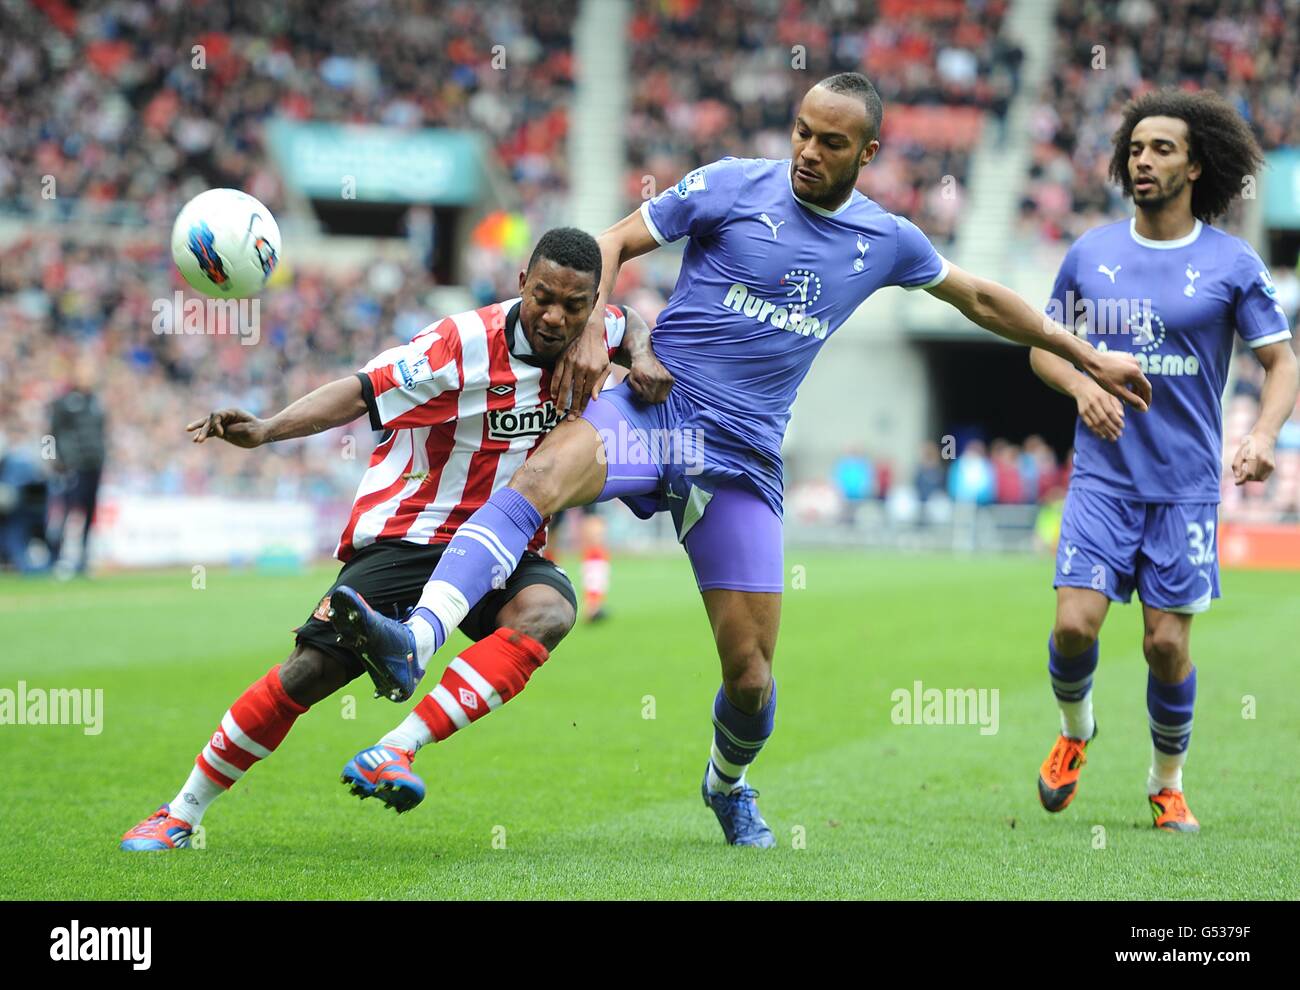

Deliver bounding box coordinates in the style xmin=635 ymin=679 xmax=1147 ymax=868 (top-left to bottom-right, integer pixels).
xmin=407 ymin=580 xmax=470 ymax=667
xmin=379 ymin=710 xmax=434 ymax=755
xmin=1059 ymin=690 xmax=1095 ymax=741
xmin=408 ymin=615 xmax=439 ymax=673
xmin=706 ymin=741 xmax=748 ymax=794
xmin=1147 ymin=746 xmax=1187 ymax=795
xmin=168 ymin=765 xmax=225 ymax=827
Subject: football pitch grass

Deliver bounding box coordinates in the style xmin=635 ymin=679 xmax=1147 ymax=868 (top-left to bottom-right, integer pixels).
xmin=0 ymin=551 xmax=1296 ymax=900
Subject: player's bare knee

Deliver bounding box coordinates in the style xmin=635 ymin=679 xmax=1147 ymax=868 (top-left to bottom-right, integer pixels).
xmin=1142 ymin=630 xmax=1188 ymax=679
xmin=1054 ymin=613 xmax=1100 ymax=655
xmin=721 ymin=652 xmax=773 ymax=714
xmin=280 ymin=645 xmax=351 ymax=706
xmin=510 ymin=458 xmax=565 ymax=516
xmin=497 ymin=591 xmax=576 ymax=651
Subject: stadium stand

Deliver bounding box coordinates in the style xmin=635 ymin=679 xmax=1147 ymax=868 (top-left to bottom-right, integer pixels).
xmin=1019 ymin=0 xmax=1300 ymax=244
xmin=0 ymin=0 xmax=1297 ymax=574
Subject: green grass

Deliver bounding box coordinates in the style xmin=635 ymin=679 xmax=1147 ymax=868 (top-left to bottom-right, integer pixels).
xmin=0 ymin=552 xmax=1297 ymax=900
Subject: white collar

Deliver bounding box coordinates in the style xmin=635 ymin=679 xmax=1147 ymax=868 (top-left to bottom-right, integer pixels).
xmin=786 ymin=164 xmax=854 ymax=217
xmin=505 ymin=296 xmax=532 ymax=355
xmin=1129 ymin=217 xmax=1203 ymax=249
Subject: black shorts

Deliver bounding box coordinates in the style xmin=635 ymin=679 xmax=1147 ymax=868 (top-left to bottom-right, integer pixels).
xmin=295 ymin=540 xmax=576 ymax=680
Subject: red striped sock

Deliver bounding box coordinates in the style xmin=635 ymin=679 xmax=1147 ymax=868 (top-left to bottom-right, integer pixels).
xmin=412 ymin=628 xmax=549 ymax=742
xmin=195 ymin=664 xmax=309 ymax=789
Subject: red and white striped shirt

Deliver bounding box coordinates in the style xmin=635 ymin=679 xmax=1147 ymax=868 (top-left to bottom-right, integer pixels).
xmin=337 ymin=297 xmax=627 ymax=560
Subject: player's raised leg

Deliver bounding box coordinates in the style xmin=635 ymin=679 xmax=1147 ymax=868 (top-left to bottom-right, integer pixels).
xmin=1037 ymin=587 xmax=1108 ymax=813
xmin=330 ymin=385 xmax=665 ymax=687
xmin=1141 ymin=605 xmax=1199 ymax=832
xmin=120 ymin=645 xmax=344 ymax=850
xmin=343 ymin=582 xmax=576 ymax=812
xmin=683 ymin=485 xmax=784 ymax=848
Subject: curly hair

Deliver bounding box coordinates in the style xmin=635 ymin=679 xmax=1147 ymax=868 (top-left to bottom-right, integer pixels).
xmin=1109 ymin=89 xmax=1264 ymax=223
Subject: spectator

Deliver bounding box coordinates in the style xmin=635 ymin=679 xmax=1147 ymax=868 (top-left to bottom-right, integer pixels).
xmin=0 ymin=428 xmax=51 ymax=573
xmin=914 ymin=440 xmax=947 ymax=502
xmin=948 ymin=439 xmax=996 ymax=505
xmin=832 ymin=447 xmax=874 ymax=525
xmin=991 ymin=438 xmax=1025 ymax=504
xmin=48 ymin=358 xmax=107 ymax=575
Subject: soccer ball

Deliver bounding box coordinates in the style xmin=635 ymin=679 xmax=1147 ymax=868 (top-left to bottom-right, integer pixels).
xmin=170 ymin=188 xmax=282 ymax=299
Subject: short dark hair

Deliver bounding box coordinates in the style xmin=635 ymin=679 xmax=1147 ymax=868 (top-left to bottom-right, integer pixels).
xmin=526 ymin=226 xmax=602 ymax=291
xmin=1108 ymin=88 xmax=1264 ymax=223
xmin=816 ymin=72 xmax=884 ymax=144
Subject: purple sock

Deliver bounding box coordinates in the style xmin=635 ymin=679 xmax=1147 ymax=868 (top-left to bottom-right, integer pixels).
xmin=1048 ymin=636 xmax=1098 ymax=703
xmin=708 ymin=680 xmax=776 ymax=791
xmin=1148 ymin=666 xmax=1196 ymax=755
xmin=409 ymin=488 xmax=543 ymax=655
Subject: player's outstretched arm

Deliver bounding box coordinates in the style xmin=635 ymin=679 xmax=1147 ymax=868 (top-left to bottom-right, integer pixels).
xmin=1029 ymin=348 xmax=1126 ymax=442
xmin=554 ymin=209 xmax=662 ymax=416
xmin=1232 ymin=341 xmax=1300 ymax=484
xmin=928 ymin=263 xmax=1151 ymax=412
xmin=614 ymin=305 xmax=675 ymax=403
xmin=186 ymin=375 xmax=367 ymax=448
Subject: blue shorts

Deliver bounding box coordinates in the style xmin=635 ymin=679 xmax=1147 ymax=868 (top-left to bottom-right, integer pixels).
xmin=580 ymin=382 xmax=784 ymax=593
xmin=1054 ymin=486 xmax=1221 ymax=613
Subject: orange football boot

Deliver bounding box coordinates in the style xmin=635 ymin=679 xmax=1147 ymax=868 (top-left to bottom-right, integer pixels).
xmin=1037 ymin=726 xmax=1095 ymax=812
xmin=1149 ymin=788 xmax=1200 ymax=833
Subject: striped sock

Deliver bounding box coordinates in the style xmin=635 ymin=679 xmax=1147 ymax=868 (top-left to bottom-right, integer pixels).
xmin=392 ymin=627 xmax=550 ymax=750
xmin=405 ymin=488 xmax=542 ymax=667
xmin=173 ymin=664 xmax=309 ymax=826
xmin=706 ymin=681 xmax=776 ymax=794
xmin=1147 ymin=666 xmax=1195 ymax=794
xmin=1048 ymin=635 xmax=1098 ymax=741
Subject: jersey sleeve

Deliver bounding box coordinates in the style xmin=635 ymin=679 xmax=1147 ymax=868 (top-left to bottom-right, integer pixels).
xmin=603 ymin=304 xmax=627 ymax=356
xmin=356 ymin=320 xmax=462 ymax=430
xmin=1232 ymin=244 xmax=1293 ymax=349
xmin=890 ymin=215 xmax=950 ymax=291
xmin=640 ymin=157 xmax=746 ymax=245
xmin=1045 ymin=238 xmax=1083 ymax=331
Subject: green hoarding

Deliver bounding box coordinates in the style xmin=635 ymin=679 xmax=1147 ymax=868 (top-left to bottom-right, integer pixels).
xmin=266 ymin=120 xmax=485 ymax=204
xmin=1264 ymin=149 xmax=1300 ymax=229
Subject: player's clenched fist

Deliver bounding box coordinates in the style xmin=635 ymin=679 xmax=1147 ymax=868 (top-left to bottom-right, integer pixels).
xmin=186 ymin=408 xmax=268 ymax=448
xmin=1231 ymin=432 xmax=1276 ymax=485
xmin=626 ymin=351 xmax=675 ymax=404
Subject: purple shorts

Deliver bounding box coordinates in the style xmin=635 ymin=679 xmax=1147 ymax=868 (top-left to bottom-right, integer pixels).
xmin=581 ymin=383 xmax=784 ymax=593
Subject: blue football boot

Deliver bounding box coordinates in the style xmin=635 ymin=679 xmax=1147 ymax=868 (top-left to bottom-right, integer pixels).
xmin=327 ymin=585 xmax=421 ymax=702
xmin=341 ymin=745 xmax=426 ymax=813
xmin=702 ymin=769 xmax=776 ymax=848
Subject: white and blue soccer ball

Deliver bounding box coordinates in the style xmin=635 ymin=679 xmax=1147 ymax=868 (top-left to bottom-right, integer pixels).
xmin=170 ymin=188 xmax=282 ymax=299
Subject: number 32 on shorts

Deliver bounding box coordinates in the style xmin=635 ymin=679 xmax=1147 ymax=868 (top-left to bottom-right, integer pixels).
xmin=1186 ymin=519 xmax=1216 ymax=565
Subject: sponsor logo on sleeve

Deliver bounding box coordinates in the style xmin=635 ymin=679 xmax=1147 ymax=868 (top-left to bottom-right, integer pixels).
xmin=673 ymin=167 xmax=708 ymax=199
xmin=395 ymin=355 xmax=435 ymax=390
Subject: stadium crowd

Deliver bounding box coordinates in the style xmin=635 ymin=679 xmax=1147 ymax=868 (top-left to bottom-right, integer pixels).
xmin=1019 ymin=0 xmax=1300 ymax=244
xmin=2 ymin=0 xmax=1299 ymax=573
xmin=0 ymin=0 xmax=577 ymax=228
xmin=624 ymin=0 xmax=1024 ymax=256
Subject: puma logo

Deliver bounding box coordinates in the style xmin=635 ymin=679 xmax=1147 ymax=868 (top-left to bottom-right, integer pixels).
xmin=1098 ymin=263 xmax=1121 ymax=283
xmin=757 ymin=213 xmax=785 ymax=239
